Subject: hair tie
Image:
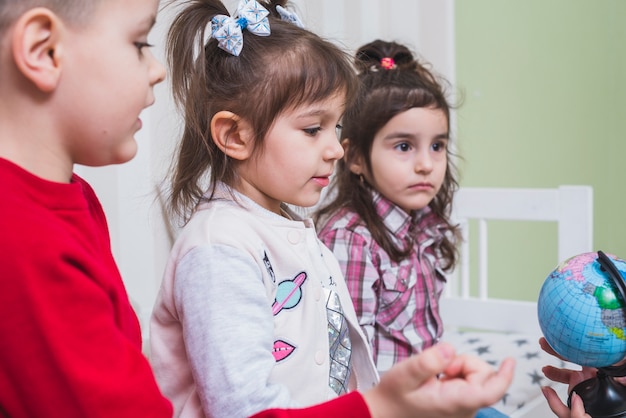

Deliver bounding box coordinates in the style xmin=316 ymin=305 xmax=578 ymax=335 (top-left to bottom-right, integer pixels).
xmin=210 ymin=0 xmax=271 ymax=56
xmin=276 ymin=5 xmax=304 ymax=28
xmin=380 ymin=57 xmax=396 ymax=70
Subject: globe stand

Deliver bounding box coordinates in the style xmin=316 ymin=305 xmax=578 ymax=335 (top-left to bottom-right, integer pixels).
xmin=568 ymin=369 xmax=626 ymax=418
xmin=566 ymin=251 xmax=626 ymax=418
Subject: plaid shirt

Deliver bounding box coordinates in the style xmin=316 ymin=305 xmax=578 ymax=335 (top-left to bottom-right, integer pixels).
xmin=318 ymin=191 xmax=447 ymax=373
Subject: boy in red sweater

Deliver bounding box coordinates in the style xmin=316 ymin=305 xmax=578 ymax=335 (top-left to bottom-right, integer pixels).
xmin=0 ymin=0 xmax=171 ymax=416
xmin=0 ymin=0 xmax=514 ymax=416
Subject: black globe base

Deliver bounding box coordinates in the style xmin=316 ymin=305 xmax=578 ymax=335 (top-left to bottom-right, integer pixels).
xmin=568 ymin=370 xmax=626 ymax=418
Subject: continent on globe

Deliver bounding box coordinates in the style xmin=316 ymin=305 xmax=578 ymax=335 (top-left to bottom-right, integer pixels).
xmin=538 ymin=251 xmax=626 ymax=368
xmin=583 ymin=283 xmax=626 ymax=340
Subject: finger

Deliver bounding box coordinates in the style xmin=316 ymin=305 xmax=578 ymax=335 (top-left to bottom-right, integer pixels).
xmin=539 ymin=337 xmax=564 ymax=359
xmin=398 ymin=343 xmax=456 ymax=391
xmin=543 ymin=365 xmax=577 ymax=385
xmin=495 ymin=358 xmax=516 ymax=384
xmin=439 ymin=355 xmax=515 ymax=408
xmin=542 ymin=386 xmax=572 ymax=417
xmin=479 ymin=358 xmax=516 ymax=403
xmin=443 ymin=354 xmax=513 ymax=384
xmin=442 ymin=352 xmax=495 ymax=381
xmin=543 ymin=365 xmax=594 ymax=391
xmin=542 ymin=365 xmax=571 ymax=384
xmin=569 ymin=392 xmax=591 ymax=418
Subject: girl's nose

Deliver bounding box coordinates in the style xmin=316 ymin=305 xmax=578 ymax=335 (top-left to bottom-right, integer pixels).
xmin=325 ymin=133 xmax=344 ymax=161
xmin=415 ymin=150 xmax=433 ymax=173
xmin=148 ymin=50 xmax=166 ymax=86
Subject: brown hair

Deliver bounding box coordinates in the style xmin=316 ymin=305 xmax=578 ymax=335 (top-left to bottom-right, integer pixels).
xmin=316 ymin=39 xmax=461 ymax=270
xmin=0 ymin=0 xmax=100 ymax=34
xmin=164 ymin=0 xmax=357 ymax=224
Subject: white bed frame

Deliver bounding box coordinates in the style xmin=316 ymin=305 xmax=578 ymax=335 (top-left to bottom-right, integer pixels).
xmin=441 ymin=185 xmax=594 ymax=417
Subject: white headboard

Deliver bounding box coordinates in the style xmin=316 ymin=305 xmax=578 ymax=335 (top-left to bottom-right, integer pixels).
xmin=441 ymin=185 xmax=594 ymax=335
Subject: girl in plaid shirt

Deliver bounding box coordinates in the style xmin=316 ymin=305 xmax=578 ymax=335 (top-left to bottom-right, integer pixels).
xmin=316 ymin=39 xmax=510 ymax=418
xmin=317 ymin=39 xmax=460 ymax=371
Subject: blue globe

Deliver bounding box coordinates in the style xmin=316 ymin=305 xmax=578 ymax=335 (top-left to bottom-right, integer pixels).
xmin=538 ymin=252 xmax=626 ymax=368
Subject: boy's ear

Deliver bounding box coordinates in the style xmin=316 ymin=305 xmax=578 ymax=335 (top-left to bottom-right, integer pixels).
xmin=341 ymin=138 xmax=364 ymax=175
xmin=210 ymin=111 xmax=254 ymax=161
xmin=11 ymin=8 xmax=63 ymax=92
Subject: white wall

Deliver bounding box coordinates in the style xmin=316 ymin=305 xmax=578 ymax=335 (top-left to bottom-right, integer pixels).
xmin=76 ymin=0 xmax=455 ymax=330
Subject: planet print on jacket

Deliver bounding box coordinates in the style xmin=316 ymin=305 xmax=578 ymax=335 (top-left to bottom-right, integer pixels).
xmin=271 ymin=271 xmax=308 ymax=362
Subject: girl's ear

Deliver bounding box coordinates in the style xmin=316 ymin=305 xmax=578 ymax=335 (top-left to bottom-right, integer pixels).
xmin=12 ymin=8 xmax=63 ymax=92
xmin=342 ymin=138 xmax=364 ymax=175
xmin=210 ymin=111 xmax=254 ymax=161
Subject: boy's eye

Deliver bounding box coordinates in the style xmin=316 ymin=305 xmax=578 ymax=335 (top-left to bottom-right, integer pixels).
xmin=134 ymin=42 xmax=153 ymax=52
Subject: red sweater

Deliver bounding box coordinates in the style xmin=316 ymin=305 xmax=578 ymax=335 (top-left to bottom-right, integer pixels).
xmin=0 ymin=158 xmax=372 ymax=418
xmin=0 ymin=158 xmax=172 ymax=417
xmin=252 ymin=392 xmax=370 ymax=418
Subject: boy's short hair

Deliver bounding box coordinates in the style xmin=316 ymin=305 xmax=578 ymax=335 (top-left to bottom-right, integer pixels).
xmin=0 ymin=0 xmax=100 ymax=34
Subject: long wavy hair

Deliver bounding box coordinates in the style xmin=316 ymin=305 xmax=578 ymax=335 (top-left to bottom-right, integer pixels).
xmin=315 ymin=39 xmax=461 ymax=270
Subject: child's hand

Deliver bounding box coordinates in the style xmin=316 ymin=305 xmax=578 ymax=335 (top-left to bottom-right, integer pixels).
xmin=540 ymin=337 xmax=594 ymax=418
xmin=541 ymin=388 xmax=591 ymax=418
xmin=362 ymin=342 xmax=515 ymax=418
xmin=540 ymin=337 xmax=596 ymax=390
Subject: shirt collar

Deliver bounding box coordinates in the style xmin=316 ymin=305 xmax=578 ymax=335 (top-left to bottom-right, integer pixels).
xmin=372 ymin=190 xmax=414 ymax=238
xmin=371 ymin=189 xmax=445 ymax=244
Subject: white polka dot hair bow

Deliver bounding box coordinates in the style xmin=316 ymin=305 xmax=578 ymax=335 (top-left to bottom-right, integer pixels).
xmin=211 ymin=0 xmax=271 ymax=56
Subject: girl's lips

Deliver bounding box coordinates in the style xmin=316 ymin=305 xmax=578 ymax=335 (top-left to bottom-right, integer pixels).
xmin=312 ymin=176 xmax=330 ymax=187
xmin=409 ymin=183 xmax=433 ymax=191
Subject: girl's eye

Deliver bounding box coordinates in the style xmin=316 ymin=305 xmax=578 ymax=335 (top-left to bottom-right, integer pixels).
xmin=335 ymin=124 xmax=343 ymax=139
xmin=432 ymin=142 xmax=447 ymax=152
xmin=303 ymin=127 xmax=322 ymax=136
xmin=394 ymin=142 xmax=411 ymax=152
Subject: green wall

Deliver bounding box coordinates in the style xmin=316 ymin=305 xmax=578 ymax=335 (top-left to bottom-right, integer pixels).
xmin=454 ymin=0 xmax=626 ymax=301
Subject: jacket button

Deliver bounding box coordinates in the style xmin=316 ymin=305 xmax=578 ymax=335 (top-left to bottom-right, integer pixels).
xmin=314 ymin=350 xmax=325 ymax=365
xmin=287 ymin=230 xmax=302 ymax=244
